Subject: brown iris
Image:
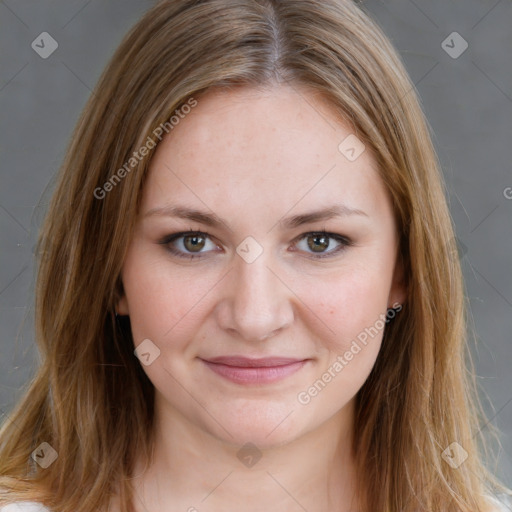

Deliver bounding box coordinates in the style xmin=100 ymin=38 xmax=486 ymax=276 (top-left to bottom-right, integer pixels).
xmin=307 ymin=234 xmax=329 ymax=252
xmin=183 ymin=234 xmax=206 ymax=252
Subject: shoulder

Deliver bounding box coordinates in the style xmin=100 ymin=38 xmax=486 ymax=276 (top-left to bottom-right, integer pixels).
xmin=0 ymin=503 xmax=52 ymax=512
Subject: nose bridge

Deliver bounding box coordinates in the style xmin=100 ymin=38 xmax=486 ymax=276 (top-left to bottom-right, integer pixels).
xmin=221 ymin=249 xmax=293 ymax=341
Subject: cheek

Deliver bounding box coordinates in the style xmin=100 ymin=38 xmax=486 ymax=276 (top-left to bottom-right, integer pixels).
xmin=121 ymin=252 xmax=215 ymax=346
xmin=290 ymin=264 xmax=390 ymax=355
xmin=293 ymin=269 xmax=387 ymax=413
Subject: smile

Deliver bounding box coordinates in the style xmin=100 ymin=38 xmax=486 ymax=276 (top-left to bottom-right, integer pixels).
xmin=200 ymin=357 xmax=309 ymax=385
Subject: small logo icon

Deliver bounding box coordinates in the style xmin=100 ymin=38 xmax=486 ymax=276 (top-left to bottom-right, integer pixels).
xmin=441 ymin=32 xmax=468 ymax=59
xmin=503 ymin=187 xmax=512 ymax=200
xmin=441 ymin=442 xmax=468 ymax=468
xmin=338 ymin=134 xmax=366 ymax=162
xmin=31 ymin=442 xmax=58 ymax=468
xmin=236 ymin=236 xmax=264 ymax=264
xmin=134 ymin=338 xmax=161 ymax=366
xmin=31 ymin=32 xmax=59 ymax=59
xmin=236 ymin=442 xmax=262 ymax=468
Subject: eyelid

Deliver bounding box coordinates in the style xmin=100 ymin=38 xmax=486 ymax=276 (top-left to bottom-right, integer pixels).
xmin=290 ymin=230 xmax=352 ymax=259
xmin=157 ymin=230 xmax=222 ymax=259
xmin=157 ymin=230 xmax=352 ymax=260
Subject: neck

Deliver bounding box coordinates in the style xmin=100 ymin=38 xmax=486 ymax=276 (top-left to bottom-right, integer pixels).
xmin=131 ymin=394 xmax=360 ymax=512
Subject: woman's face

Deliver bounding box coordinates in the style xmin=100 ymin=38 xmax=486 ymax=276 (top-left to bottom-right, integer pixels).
xmin=118 ymin=84 xmax=406 ymax=448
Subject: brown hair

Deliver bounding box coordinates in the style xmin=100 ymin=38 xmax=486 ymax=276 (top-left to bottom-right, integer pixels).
xmin=0 ymin=0 xmax=509 ymax=510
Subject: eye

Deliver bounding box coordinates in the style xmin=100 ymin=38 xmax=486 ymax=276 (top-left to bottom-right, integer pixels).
xmin=158 ymin=229 xmax=352 ymax=261
xmin=293 ymin=231 xmax=352 ymax=258
xmin=158 ymin=230 xmax=220 ymax=259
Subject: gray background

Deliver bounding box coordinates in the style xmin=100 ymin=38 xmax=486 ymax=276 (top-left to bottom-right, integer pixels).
xmin=1 ymin=0 xmax=511 ymax=486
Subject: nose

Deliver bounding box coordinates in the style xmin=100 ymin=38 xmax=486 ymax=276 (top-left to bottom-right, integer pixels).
xmin=215 ymin=250 xmax=294 ymax=342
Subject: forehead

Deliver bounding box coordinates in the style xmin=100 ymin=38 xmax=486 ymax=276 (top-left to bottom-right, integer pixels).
xmin=140 ymin=85 xmax=392 ymax=224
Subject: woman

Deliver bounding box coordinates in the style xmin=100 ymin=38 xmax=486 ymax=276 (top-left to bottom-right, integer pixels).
xmin=0 ymin=0 xmax=510 ymax=511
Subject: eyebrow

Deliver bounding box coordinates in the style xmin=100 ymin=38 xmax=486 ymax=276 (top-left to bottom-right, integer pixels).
xmin=143 ymin=204 xmax=368 ymax=229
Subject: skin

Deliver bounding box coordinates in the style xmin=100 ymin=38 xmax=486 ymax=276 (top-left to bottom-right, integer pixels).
xmin=116 ymin=84 xmax=406 ymax=512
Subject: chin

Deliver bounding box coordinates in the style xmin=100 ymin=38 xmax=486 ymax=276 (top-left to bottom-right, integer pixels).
xmin=207 ymin=406 xmax=306 ymax=450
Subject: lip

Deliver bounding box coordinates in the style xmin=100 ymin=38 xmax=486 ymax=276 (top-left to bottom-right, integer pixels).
xmin=200 ymin=356 xmax=309 ymax=384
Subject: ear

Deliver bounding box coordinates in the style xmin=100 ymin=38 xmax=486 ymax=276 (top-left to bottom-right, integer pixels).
xmin=117 ymin=294 xmax=130 ymax=315
xmin=388 ymin=248 xmax=407 ymax=308
xmin=115 ymin=277 xmax=130 ymax=316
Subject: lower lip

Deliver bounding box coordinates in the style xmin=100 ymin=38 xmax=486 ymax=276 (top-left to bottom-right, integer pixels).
xmin=201 ymin=360 xmax=308 ymax=384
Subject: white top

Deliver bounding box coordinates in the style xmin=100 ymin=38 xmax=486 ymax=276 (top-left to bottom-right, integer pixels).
xmin=0 ymin=504 xmax=51 ymax=512
xmin=489 ymin=493 xmax=512 ymax=511
xmin=1 ymin=495 xmax=511 ymax=511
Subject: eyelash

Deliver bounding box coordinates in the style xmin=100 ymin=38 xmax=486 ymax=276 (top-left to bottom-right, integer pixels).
xmin=157 ymin=229 xmax=353 ymax=260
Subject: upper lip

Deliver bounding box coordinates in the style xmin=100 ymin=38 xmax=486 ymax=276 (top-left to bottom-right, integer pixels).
xmin=201 ymin=356 xmax=307 ymax=367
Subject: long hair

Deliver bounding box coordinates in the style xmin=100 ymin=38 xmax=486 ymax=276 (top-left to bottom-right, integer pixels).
xmin=0 ymin=1 xmax=508 ymax=510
